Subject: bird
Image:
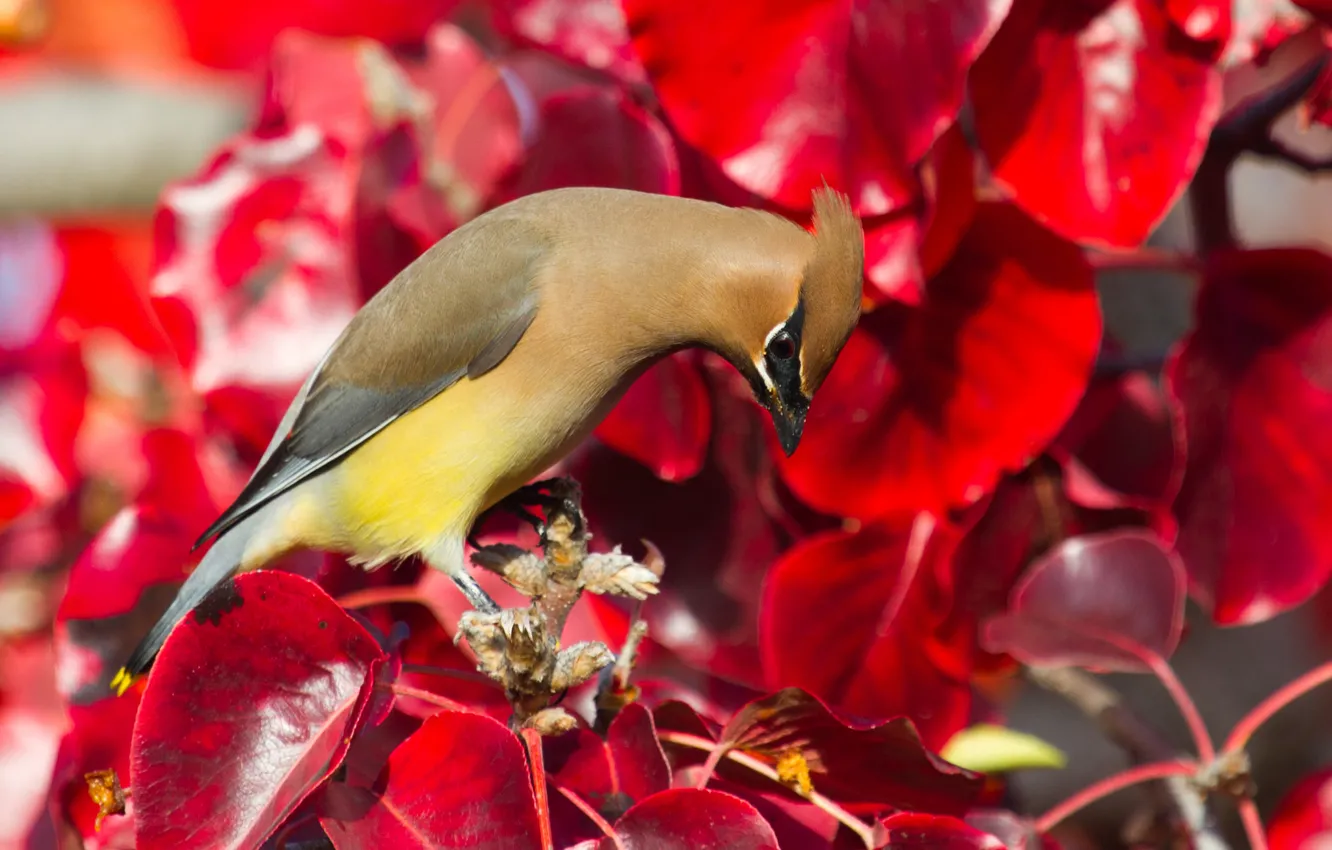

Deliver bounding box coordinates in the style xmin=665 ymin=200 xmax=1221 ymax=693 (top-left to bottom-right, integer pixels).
xmin=111 ymin=184 xmax=865 ymax=696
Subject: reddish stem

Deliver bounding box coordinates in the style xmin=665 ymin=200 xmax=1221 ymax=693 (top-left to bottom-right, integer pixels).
xmin=387 ymin=683 xmax=469 ymax=713
xmin=400 ymin=662 xmax=498 ymax=688
xmin=1146 ymin=653 xmax=1216 ymax=763
xmin=555 ymin=785 xmax=624 ymax=849
xmin=1224 ymin=660 xmax=1332 ymax=754
xmin=1035 ymin=760 xmax=1199 ymax=834
xmin=522 ymin=727 xmax=555 ymax=850
xmin=1238 ymin=797 xmax=1269 ymax=850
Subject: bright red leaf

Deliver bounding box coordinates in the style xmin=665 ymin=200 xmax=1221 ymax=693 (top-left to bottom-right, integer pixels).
xmin=594 ymin=352 xmax=709 ymax=482
xmin=622 ymin=0 xmax=1012 ymax=214
xmin=57 ymin=428 xmax=221 ymax=624
xmin=760 ymin=520 xmax=973 ymax=751
xmin=604 ymin=788 xmax=779 ymax=850
xmin=174 ymin=0 xmax=460 ymax=70
xmin=1165 ymin=0 xmax=1233 ymax=43
xmin=778 ymin=202 xmax=1100 ymax=520
xmin=970 ymin=0 xmax=1222 ymax=248
xmin=1268 ymin=767 xmax=1332 ymax=849
xmin=320 ymin=710 xmax=543 ymax=849
xmin=1167 ymin=248 xmax=1332 ymax=625
xmin=545 ymin=702 xmax=671 ymax=820
xmin=982 ymin=529 xmax=1186 ymax=671
xmin=131 ymin=571 xmax=385 ymax=850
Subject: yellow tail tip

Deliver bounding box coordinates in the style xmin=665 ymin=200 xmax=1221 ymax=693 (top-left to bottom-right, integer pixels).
xmin=110 ymin=668 xmax=136 ymax=697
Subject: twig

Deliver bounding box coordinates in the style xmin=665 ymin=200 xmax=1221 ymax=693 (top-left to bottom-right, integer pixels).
xmin=658 ymin=730 xmax=879 ymax=850
xmin=1145 ymin=654 xmax=1216 ymax=763
xmin=1189 ymin=53 xmax=1330 ymax=254
xmin=1035 ymin=760 xmax=1200 ymax=835
xmin=1224 ymin=660 xmax=1332 ymax=754
xmin=386 ymin=683 xmax=469 ymax=713
xmin=1029 ymin=667 xmax=1231 ymax=849
xmin=521 ymin=727 xmax=555 ymax=850
xmin=1238 ymin=798 xmax=1269 ymax=850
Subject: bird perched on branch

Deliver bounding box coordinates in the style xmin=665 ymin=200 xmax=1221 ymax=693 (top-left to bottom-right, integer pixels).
xmin=112 ymin=185 xmax=865 ymax=695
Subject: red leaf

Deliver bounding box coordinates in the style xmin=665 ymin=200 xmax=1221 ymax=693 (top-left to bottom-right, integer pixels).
xmin=131 ymin=571 xmax=386 ymax=850
xmin=49 ymin=695 xmax=142 ymax=845
xmin=1166 ymin=248 xmax=1332 ymax=624
xmin=594 ymin=353 xmax=709 ymax=482
xmin=1050 ymin=372 xmax=1185 ymax=511
xmin=546 ymin=703 xmax=671 ymax=820
xmin=320 ymin=710 xmax=543 ymax=849
xmin=721 ymin=688 xmax=981 ymax=814
xmin=493 ymin=83 xmax=681 ymax=203
xmin=174 ymin=0 xmax=459 ymax=70
xmin=778 ymin=203 xmax=1100 ymax=519
xmin=492 ymin=0 xmax=647 ymax=84
xmin=879 ymin=813 xmax=1008 ymax=849
xmin=604 ymin=788 xmax=779 ymax=850
xmin=971 ymin=0 xmax=1222 ymax=247
xmin=1268 ymin=767 xmax=1332 ymax=849
xmin=57 ymin=429 xmax=221 ymax=624
xmin=982 ymin=529 xmax=1186 ymax=671
xmin=622 ymin=0 xmax=1012 ymax=214
xmin=759 ymin=520 xmax=974 ymax=751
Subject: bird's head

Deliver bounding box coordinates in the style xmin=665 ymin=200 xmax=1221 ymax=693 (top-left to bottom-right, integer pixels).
xmin=727 ymin=186 xmax=864 ymax=457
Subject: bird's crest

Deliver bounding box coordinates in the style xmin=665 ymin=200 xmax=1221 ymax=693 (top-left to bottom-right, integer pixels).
xmin=798 ymin=184 xmax=865 ymax=395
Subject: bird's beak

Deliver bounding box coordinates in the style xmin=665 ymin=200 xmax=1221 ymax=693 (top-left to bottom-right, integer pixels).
xmin=769 ymin=391 xmax=808 ymax=457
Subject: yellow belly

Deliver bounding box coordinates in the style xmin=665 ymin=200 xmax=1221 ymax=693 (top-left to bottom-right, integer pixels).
xmin=315 ymin=362 xmax=609 ymax=566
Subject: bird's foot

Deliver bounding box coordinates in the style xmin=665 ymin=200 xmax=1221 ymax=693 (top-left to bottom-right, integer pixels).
xmin=468 ymin=477 xmax=584 ymax=548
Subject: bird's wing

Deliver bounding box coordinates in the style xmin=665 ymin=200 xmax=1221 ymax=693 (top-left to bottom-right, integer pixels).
xmin=194 ymin=214 xmax=547 ymax=547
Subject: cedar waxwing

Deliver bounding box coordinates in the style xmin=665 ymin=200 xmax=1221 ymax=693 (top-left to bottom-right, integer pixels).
xmin=112 ymin=185 xmax=864 ymax=694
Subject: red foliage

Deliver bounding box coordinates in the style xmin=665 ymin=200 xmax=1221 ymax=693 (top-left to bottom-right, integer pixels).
xmin=1268 ymin=767 xmax=1332 ymax=849
xmin=7 ymin=0 xmax=1332 ymax=846
xmin=1167 ymin=248 xmax=1332 ymax=625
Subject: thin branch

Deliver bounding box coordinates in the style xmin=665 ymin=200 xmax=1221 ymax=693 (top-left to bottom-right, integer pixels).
xmin=1224 ymin=660 xmax=1332 ymax=754
xmin=1146 ymin=654 xmax=1216 ymax=763
xmin=1189 ymin=53 xmax=1331 ymax=255
xmin=521 ymin=728 xmax=555 ymax=850
xmin=386 ymin=683 xmax=469 ymax=713
xmin=399 ymin=662 xmax=500 ymax=689
xmin=658 ymin=731 xmax=879 ymax=850
xmin=1036 ymin=760 xmax=1199 ymax=835
xmin=1238 ymin=798 xmax=1269 ymax=850
xmin=1029 ymin=667 xmax=1231 ymax=849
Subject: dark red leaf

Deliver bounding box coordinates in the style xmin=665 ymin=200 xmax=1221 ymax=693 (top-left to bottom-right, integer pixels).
xmin=622 ymin=0 xmax=1012 ymax=214
xmin=131 ymin=571 xmax=386 ymax=850
xmin=594 ymin=352 xmax=709 ymax=482
xmin=492 ymin=0 xmax=647 ymax=84
xmin=603 ymin=788 xmax=779 ymax=850
xmin=174 ymin=0 xmax=459 ymax=70
xmin=761 ymin=520 xmax=974 ymax=749
xmin=320 ymin=710 xmax=542 ymax=849
xmin=546 ymin=702 xmax=671 ymax=820
xmin=1268 ymin=767 xmax=1332 ymax=849
xmin=971 ymin=0 xmax=1222 ymax=247
xmin=493 ymin=83 xmax=680 ymax=204
xmin=879 ymin=813 xmax=1007 ymax=849
xmin=1166 ymin=248 xmax=1332 ymax=624
xmin=1050 ymin=371 xmax=1185 ymax=511
xmin=778 ymin=202 xmax=1100 ymax=521
xmin=982 ymin=529 xmax=1186 ymax=671
xmin=49 ymin=695 xmax=142 ymax=845
xmin=716 ymin=688 xmax=982 ymax=815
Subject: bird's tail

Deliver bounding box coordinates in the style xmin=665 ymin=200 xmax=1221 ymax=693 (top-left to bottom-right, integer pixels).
xmin=111 ymin=514 xmax=259 ymax=696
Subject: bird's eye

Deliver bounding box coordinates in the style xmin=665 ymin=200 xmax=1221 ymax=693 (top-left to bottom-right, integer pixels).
xmin=768 ymin=332 xmax=796 ymax=361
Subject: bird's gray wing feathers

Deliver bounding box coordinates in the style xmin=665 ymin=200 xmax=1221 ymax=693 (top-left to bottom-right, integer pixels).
xmin=193 ymin=215 xmax=546 ymax=548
